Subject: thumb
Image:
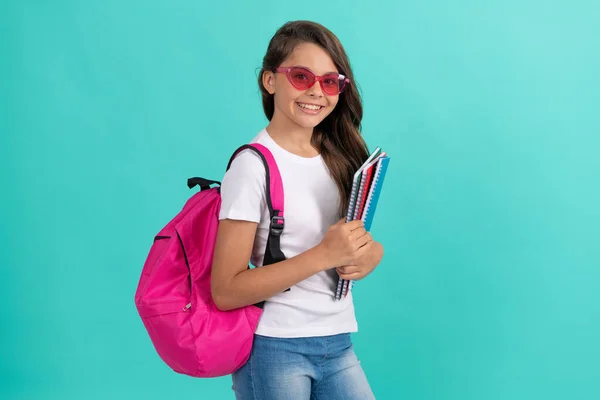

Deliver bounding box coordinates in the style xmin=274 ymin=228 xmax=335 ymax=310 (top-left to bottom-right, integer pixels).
xmin=335 ymin=217 xmax=346 ymax=225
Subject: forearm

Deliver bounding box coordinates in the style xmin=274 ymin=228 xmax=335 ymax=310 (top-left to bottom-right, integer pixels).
xmin=212 ymin=244 xmax=332 ymax=311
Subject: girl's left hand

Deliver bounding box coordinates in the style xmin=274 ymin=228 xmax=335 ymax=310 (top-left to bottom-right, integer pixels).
xmin=335 ymin=240 xmax=384 ymax=281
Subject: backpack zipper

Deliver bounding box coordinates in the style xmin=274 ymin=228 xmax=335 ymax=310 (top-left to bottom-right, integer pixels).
xmin=182 ymin=303 xmax=191 ymax=311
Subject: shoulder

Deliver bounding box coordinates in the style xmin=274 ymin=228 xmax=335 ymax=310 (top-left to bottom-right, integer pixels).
xmin=221 ymin=130 xmax=274 ymax=193
xmin=228 ymin=148 xmax=264 ymax=172
xmin=225 ymin=129 xmax=274 ymax=177
xmin=218 ymin=133 xmax=271 ymax=222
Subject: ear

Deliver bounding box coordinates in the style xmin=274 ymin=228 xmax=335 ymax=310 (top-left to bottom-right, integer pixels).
xmin=262 ymin=70 xmax=276 ymax=95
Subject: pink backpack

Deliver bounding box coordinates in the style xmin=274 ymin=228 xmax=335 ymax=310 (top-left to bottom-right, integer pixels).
xmin=134 ymin=143 xmax=285 ymax=377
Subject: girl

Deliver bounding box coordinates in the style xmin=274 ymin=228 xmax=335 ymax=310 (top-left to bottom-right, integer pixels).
xmin=211 ymin=20 xmax=383 ymax=399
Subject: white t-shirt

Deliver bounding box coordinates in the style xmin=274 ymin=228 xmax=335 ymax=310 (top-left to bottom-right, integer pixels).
xmin=218 ymin=128 xmax=358 ymax=338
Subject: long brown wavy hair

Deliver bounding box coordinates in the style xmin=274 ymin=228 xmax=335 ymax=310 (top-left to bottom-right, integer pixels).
xmin=258 ymin=20 xmax=370 ymax=218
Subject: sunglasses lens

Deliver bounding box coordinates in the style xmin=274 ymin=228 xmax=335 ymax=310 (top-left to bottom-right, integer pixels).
xmin=289 ymin=68 xmax=314 ymax=90
xmin=322 ymin=74 xmax=343 ymax=95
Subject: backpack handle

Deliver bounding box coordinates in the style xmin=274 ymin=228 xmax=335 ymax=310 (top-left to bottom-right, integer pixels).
xmin=187 ymin=177 xmax=221 ymax=191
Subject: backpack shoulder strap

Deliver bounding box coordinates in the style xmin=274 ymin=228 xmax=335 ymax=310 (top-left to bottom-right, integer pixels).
xmin=227 ymin=143 xmax=285 ymax=267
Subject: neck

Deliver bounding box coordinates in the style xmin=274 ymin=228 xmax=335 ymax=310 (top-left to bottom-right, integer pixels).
xmin=266 ymin=114 xmax=319 ymax=157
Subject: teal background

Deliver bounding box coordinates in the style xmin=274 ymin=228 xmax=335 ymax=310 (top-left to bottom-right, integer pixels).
xmin=2 ymin=1 xmax=599 ymax=399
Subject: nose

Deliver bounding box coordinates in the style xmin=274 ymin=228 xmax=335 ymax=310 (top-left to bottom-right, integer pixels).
xmin=306 ymin=81 xmax=324 ymax=97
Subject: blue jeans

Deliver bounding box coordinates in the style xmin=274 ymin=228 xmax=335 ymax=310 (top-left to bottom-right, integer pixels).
xmin=231 ymin=333 xmax=375 ymax=399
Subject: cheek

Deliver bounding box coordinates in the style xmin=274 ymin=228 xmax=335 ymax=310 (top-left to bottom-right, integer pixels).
xmin=324 ymin=96 xmax=340 ymax=114
xmin=274 ymin=86 xmax=298 ymax=107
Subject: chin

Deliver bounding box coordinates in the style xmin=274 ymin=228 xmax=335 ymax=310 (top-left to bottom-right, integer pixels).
xmin=293 ymin=118 xmax=323 ymax=129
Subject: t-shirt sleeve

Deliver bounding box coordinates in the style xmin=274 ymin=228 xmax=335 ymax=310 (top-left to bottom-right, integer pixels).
xmin=218 ymin=149 xmax=266 ymax=223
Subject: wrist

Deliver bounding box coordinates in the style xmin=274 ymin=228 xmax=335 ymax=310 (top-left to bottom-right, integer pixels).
xmin=310 ymin=243 xmax=335 ymax=272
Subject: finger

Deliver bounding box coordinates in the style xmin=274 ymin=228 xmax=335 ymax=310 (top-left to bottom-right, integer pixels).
xmin=350 ymin=227 xmax=368 ymax=241
xmin=346 ymin=219 xmax=364 ymax=231
xmin=338 ymin=272 xmax=362 ymax=281
xmin=354 ymin=232 xmax=372 ymax=249
xmin=355 ymin=242 xmax=371 ymax=257
xmin=337 ymin=266 xmax=359 ymax=275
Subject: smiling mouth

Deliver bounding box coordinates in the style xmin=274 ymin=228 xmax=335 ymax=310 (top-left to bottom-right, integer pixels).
xmin=296 ymin=102 xmax=324 ymax=113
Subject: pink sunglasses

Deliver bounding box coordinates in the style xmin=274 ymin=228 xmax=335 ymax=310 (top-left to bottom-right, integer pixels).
xmin=275 ymin=66 xmax=350 ymax=96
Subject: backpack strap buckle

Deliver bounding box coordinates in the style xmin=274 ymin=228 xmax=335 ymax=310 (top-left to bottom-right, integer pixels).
xmin=270 ymin=214 xmax=284 ymax=236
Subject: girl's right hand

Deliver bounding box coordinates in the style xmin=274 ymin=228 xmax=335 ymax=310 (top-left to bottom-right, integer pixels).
xmin=318 ymin=218 xmax=372 ymax=268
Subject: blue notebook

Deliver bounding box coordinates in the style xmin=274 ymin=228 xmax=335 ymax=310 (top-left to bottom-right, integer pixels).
xmin=335 ymin=151 xmax=390 ymax=300
xmin=362 ymin=156 xmax=390 ymax=231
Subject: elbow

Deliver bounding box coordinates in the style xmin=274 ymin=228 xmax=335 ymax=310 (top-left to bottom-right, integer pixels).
xmin=211 ymin=283 xmax=235 ymax=311
xmin=212 ymin=294 xmax=234 ymax=311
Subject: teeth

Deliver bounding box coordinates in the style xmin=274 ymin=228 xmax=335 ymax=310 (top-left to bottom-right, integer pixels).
xmin=298 ymin=103 xmax=322 ymax=110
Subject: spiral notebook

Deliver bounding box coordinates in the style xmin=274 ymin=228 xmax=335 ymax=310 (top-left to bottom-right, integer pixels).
xmin=334 ymin=148 xmax=390 ymax=300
